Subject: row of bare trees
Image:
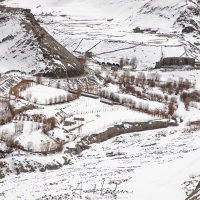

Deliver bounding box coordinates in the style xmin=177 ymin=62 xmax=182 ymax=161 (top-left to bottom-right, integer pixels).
xmin=111 ymin=72 xmax=194 ymax=95
xmin=27 ymin=93 xmax=78 ymax=105
xmin=0 ymin=100 xmax=12 ymax=125
xmin=27 ymin=140 xmax=63 ymax=152
xmin=12 ymin=116 xmax=56 ymax=133
xmin=99 ymin=90 xmax=177 ymax=118
xmin=0 ymin=132 xmax=21 ymax=149
xmin=0 ymin=131 xmax=63 ymax=153
xmin=0 ymin=116 xmax=63 ymax=153
xmin=181 ymin=90 xmax=200 ymax=110
xmin=40 ymin=141 xmax=63 ymax=152
xmin=44 ymin=93 xmax=78 ymax=105
xmin=10 ymin=80 xmax=34 ymax=97
xmin=104 ymin=72 xmax=195 ymax=107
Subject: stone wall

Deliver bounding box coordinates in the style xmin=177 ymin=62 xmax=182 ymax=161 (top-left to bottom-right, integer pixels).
xmin=87 ymin=120 xmax=178 ymax=143
xmin=66 ymin=120 xmax=178 ymax=154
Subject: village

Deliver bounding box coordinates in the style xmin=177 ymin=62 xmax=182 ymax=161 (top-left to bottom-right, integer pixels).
xmin=0 ymin=51 xmax=199 ymax=155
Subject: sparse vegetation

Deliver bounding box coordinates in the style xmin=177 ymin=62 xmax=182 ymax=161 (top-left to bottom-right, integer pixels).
xmin=119 ymin=57 xmax=138 ymax=69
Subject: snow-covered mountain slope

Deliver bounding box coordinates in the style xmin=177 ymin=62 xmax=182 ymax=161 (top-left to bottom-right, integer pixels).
xmin=0 ymin=6 xmax=84 ymax=78
xmin=2 ymin=0 xmax=200 ymax=33
xmin=2 ymin=0 xmax=199 ymax=70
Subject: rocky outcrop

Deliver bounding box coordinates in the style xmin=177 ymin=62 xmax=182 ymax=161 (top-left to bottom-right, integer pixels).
xmin=176 ymin=5 xmax=200 ymax=34
xmin=0 ymin=155 xmax=71 ymax=179
xmin=186 ymin=182 xmax=200 ymax=200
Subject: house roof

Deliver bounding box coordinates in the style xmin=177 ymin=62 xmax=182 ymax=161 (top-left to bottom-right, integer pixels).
xmin=162 ymin=57 xmax=195 ymax=60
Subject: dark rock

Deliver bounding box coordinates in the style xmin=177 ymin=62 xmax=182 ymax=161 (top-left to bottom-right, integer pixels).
xmin=186 ymin=181 xmax=200 ymax=200
xmin=0 ymin=170 xmax=5 ymax=179
xmin=39 ymin=167 xmax=46 ymax=172
xmin=62 ymin=156 xmax=70 ymax=165
xmin=45 ymin=164 xmax=61 ymax=170
xmin=182 ymin=26 xmax=196 ymax=33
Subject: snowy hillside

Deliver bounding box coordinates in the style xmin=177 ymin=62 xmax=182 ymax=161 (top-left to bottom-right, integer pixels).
xmin=0 ymin=6 xmax=84 ymax=78
xmin=3 ymin=0 xmax=200 ymax=33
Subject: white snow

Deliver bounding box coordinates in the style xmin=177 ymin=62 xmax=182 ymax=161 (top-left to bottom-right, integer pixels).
xmin=20 ymin=84 xmax=69 ymax=104
xmin=0 ymin=0 xmax=200 ymax=200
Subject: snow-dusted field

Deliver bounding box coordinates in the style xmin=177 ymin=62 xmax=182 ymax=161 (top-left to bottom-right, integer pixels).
xmin=20 ymin=84 xmax=69 ymax=104
xmin=36 ymin=15 xmax=190 ymax=70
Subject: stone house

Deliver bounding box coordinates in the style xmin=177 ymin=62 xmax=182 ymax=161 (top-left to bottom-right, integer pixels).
xmin=155 ymin=57 xmax=195 ymax=68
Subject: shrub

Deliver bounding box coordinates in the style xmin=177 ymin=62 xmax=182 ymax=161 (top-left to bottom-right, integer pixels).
xmin=4 ymin=136 xmax=20 ymax=149
xmin=168 ymin=101 xmax=175 ymax=116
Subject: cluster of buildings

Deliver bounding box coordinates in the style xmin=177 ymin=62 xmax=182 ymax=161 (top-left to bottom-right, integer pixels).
xmin=155 ymin=57 xmax=198 ymax=68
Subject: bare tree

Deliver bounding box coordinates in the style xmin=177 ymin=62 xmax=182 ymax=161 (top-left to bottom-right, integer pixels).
xmin=124 ymin=57 xmax=129 ymax=66
xmin=168 ymin=101 xmax=175 ymax=116
xmin=26 ymin=92 xmax=32 ymax=102
xmin=27 ymin=142 xmax=33 ymax=152
xmin=49 ymin=97 xmax=53 ymax=105
xmin=33 ymin=97 xmax=38 ymax=104
xmin=40 ymin=141 xmax=51 ymax=152
xmin=119 ymin=57 xmax=124 ymax=68
xmin=54 ymin=96 xmax=58 ymax=104
xmin=14 ymin=121 xmax=24 ymax=134
xmin=36 ymin=75 xmax=42 ymax=84
xmin=56 ymin=81 xmax=61 ymax=89
xmin=130 ymin=57 xmax=138 ymax=69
